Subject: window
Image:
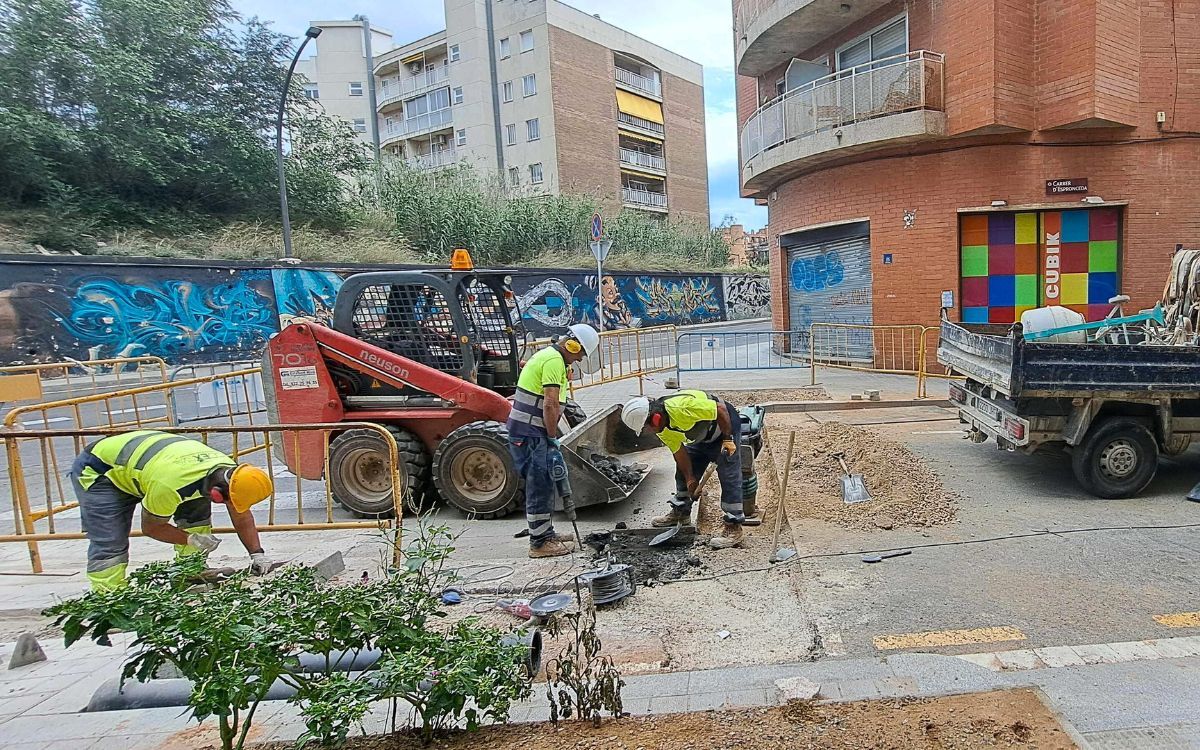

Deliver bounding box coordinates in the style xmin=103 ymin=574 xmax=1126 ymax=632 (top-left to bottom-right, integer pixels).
xmin=449 ymin=44 xmax=460 ymax=62
xmin=352 ymin=118 xmax=367 ymax=133
xmin=520 ymin=30 xmax=534 ymax=53
xmin=452 ymin=86 xmax=464 ymax=105
xmin=456 ymin=129 xmax=467 ymax=147
xmin=349 ymin=81 xmax=364 ymax=97
xmin=404 ymin=88 xmax=451 ymax=119
xmin=526 ymin=118 xmax=540 ymax=141
xmin=505 ymin=123 xmax=517 ymax=145
xmin=529 ymin=163 xmax=544 ymax=184
xmin=501 ymin=80 xmax=513 ymax=102
xmin=509 ymin=166 xmax=520 ymax=186
xmin=775 ymin=78 xmax=785 ymax=96
xmin=522 ymin=74 xmax=537 ymax=97
xmin=499 ymin=37 xmax=511 ymax=58
xmin=303 ymin=83 xmax=319 ymax=100
xmin=837 ymin=16 xmax=906 ymax=71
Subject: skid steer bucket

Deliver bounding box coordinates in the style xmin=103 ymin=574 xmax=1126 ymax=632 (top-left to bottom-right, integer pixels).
xmin=555 ymin=403 xmax=658 ymax=510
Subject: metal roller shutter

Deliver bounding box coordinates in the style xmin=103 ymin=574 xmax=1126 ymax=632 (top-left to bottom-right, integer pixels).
xmin=784 ymin=222 xmax=873 ymax=360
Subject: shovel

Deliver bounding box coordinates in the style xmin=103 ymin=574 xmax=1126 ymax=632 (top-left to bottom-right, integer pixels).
xmin=649 ymin=464 xmax=716 ymax=547
xmin=831 ymin=452 xmax=873 ymax=504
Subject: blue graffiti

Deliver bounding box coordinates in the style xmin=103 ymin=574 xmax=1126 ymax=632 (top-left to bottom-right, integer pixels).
xmin=790 ymin=250 xmax=845 ymax=292
xmin=272 ymin=269 xmax=343 ymax=325
xmin=631 ymin=276 xmax=722 ymax=325
xmin=54 ymin=274 xmax=277 ymax=359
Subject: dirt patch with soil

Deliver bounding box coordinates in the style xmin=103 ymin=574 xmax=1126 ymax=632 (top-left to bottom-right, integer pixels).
xmin=769 ymin=421 xmax=959 ymax=531
xmin=716 ymin=387 xmax=831 ymax=406
xmin=305 ymin=689 xmax=1075 ymax=750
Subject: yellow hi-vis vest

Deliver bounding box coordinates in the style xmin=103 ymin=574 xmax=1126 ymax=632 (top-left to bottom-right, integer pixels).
xmin=81 ymin=430 xmax=235 ymax=516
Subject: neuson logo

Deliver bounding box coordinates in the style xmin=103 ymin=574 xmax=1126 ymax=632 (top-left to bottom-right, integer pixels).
xmin=361 ymin=350 xmax=409 ymax=380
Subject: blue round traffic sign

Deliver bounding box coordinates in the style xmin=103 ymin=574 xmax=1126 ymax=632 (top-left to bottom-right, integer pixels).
xmin=590 ymin=213 xmax=603 ymax=241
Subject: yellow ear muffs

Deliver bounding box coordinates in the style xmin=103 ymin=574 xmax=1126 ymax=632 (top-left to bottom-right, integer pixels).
xmin=563 ymin=338 xmax=582 ymax=354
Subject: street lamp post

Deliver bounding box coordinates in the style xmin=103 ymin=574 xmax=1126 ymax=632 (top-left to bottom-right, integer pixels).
xmin=277 ymin=26 xmax=322 ymax=258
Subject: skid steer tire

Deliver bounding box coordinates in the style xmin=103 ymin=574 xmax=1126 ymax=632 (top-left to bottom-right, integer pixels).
xmin=328 ymin=427 xmax=429 ymax=518
xmin=432 ymin=421 xmax=521 ymax=519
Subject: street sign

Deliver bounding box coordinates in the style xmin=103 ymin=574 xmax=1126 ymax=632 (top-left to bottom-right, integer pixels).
xmin=589 ymin=212 xmax=604 ymax=242
xmin=1046 ymin=178 xmax=1088 ymax=195
xmin=590 ymin=239 xmax=613 ymax=263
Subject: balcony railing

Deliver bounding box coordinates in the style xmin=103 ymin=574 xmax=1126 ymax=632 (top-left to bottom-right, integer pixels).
xmin=619 ymin=147 xmax=666 ymax=171
xmin=615 ymin=67 xmax=661 ymax=98
xmin=740 ymin=50 xmax=945 ymax=165
xmin=617 ymin=112 xmax=665 ymax=136
xmin=377 ymin=66 xmax=450 ymax=109
xmin=407 ymin=149 xmax=460 ymax=170
xmin=622 ymin=187 xmax=668 ymax=209
xmin=383 ymin=107 xmax=454 ymax=141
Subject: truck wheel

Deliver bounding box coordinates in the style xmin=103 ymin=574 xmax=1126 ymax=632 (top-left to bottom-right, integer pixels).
xmin=1071 ymin=419 xmax=1158 ymax=499
xmin=1164 ymin=435 xmax=1192 ymax=457
xmin=328 ymin=427 xmax=429 ymax=517
xmin=432 ymin=421 xmax=521 ymax=519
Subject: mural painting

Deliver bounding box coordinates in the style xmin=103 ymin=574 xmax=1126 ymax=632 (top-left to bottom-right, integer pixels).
xmin=510 ymin=273 xmax=727 ymax=334
xmin=723 ymin=274 xmax=771 ymax=320
xmin=272 ymin=268 xmax=345 ymax=326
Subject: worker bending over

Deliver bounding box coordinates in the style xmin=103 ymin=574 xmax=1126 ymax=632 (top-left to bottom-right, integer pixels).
xmin=507 ymin=324 xmax=601 ymax=558
xmin=70 ymin=430 xmax=275 ymax=591
xmin=622 ymin=390 xmax=745 ymax=549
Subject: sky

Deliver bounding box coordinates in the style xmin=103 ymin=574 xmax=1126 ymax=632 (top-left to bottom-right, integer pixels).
xmin=230 ymin=0 xmax=767 ymax=230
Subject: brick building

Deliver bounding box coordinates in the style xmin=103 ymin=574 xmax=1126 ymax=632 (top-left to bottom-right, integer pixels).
xmin=297 ymin=2 xmax=709 ymax=223
xmin=733 ymin=0 xmax=1200 ymax=339
xmin=720 ymin=224 xmax=769 ymax=266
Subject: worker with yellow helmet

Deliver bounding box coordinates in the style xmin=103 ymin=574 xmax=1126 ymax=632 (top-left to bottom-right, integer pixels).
xmin=69 ymin=430 xmax=275 ymax=591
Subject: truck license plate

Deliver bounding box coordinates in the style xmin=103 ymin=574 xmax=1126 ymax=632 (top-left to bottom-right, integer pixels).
xmin=976 ymin=400 xmax=1001 ymax=422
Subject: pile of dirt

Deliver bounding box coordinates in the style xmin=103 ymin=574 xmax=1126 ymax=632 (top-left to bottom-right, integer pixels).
xmin=773 ymin=421 xmax=958 ymax=530
xmin=716 ymin=387 xmax=831 ymax=406
xmin=315 ymin=689 xmax=1076 ymax=749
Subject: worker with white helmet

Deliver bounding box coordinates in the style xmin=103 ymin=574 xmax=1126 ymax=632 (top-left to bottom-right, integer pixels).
xmin=507 ymin=323 xmax=601 ymax=558
xmin=69 ymin=430 xmax=276 ymax=591
xmin=621 ymin=390 xmax=746 ymax=549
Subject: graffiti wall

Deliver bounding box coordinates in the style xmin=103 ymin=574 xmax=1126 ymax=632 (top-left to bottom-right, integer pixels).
xmin=0 ymin=257 xmax=768 ymax=365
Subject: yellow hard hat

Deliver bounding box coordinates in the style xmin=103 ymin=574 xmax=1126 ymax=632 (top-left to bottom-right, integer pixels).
xmin=227 ymin=464 xmax=273 ymax=513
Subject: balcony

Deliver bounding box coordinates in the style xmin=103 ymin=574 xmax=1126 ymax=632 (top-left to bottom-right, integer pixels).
xmin=615 ymin=67 xmax=661 ymax=98
xmin=740 ymin=50 xmax=946 ymax=195
xmin=622 ymin=187 xmax=668 ymax=212
xmin=619 ymin=147 xmax=666 ymax=173
xmin=617 ymin=112 xmax=665 ymax=137
xmin=407 ymin=149 xmax=461 ymax=171
xmin=381 ymin=108 xmax=454 ymax=146
xmin=377 ymin=66 xmax=451 ymax=111
xmin=735 ymin=0 xmax=894 ymax=78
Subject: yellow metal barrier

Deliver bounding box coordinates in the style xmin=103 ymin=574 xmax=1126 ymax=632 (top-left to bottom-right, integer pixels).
xmin=0 ymin=356 xmax=170 ymax=405
xmin=520 ymin=325 xmax=679 ymax=395
xmin=919 ymin=326 xmax=967 ymax=384
xmin=809 ymin=323 xmax=929 ymax=398
xmin=1 ymin=423 xmax=404 ymax=574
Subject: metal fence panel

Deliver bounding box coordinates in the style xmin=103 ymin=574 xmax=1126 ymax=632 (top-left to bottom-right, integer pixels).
xmin=676 ymin=330 xmax=810 ymax=374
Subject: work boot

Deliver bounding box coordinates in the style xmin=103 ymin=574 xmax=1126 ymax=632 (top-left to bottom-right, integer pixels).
xmin=651 ymin=507 xmax=691 ymax=527
xmin=529 ymin=539 xmax=575 ymax=558
xmin=708 ymin=523 xmax=745 ymax=550
xmin=552 ymin=532 xmax=575 ymax=543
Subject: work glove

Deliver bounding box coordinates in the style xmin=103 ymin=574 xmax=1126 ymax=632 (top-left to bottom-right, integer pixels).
xmin=721 ymin=439 xmax=738 ymax=457
xmin=249 ymin=552 xmax=272 ymax=576
xmin=187 ymin=532 xmax=221 ymax=554
xmin=547 ymin=437 xmax=561 ymax=449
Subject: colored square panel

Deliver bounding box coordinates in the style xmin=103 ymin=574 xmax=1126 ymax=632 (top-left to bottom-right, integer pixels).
xmin=1088 ymin=271 xmax=1118 ymax=304
xmin=1065 ymin=304 xmax=1090 ymax=319
xmin=1087 ymin=304 xmax=1114 ymax=321
xmin=1089 ymin=240 xmax=1118 ymax=272
xmin=961 ymin=245 xmax=988 ymax=277
xmin=962 ymin=277 xmax=989 ymax=307
xmin=989 ymin=306 xmax=1016 ymax=324
xmin=1015 ymin=244 xmax=1039 ymax=275
xmin=1090 ymin=208 xmax=1119 ymax=241
xmin=963 ymin=307 xmax=990 ymax=323
xmin=1060 ymin=273 xmax=1090 ymax=305
xmin=989 ymin=274 xmax=1016 ymax=307
xmin=960 ymin=215 xmax=989 ymax=246
xmin=1014 ymin=305 xmax=1036 ymax=322
xmin=989 ymin=244 xmax=1016 ymax=275
xmin=1015 ymin=213 xmax=1038 ymax=245
xmin=988 ymin=213 xmax=1016 ymax=245
xmin=1060 ymin=243 xmax=1090 ymax=273
xmin=1015 ymin=274 xmax=1038 ymax=306
xmin=1061 ymin=210 xmax=1090 ymax=243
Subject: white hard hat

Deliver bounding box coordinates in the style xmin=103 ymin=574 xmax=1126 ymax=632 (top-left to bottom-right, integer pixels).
xmin=621 ymin=396 xmax=650 ymax=434
xmin=567 ymin=324 xmax=602 ymax=374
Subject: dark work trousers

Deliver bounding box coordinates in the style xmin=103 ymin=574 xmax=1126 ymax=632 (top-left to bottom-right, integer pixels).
xmin=507 ymin=435 xmax=558 ymax=547
xmin=671 ymin=411 xmax=745 ymax=524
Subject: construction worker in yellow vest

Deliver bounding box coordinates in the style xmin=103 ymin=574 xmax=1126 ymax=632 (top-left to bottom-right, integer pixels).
xmin=69 ymin=430 xmax=275 ymax=591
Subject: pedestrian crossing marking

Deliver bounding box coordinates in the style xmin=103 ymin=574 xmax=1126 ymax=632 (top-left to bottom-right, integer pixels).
xmin=1153 ymin=611 xmax=1200 ymax=628
xmin=873 ymin=626 xmax=1026 ymax=651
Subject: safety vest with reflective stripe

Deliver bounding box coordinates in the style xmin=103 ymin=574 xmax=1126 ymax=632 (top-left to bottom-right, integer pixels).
xmin=507 ymin=346 xmax=569 ymax=437
xmin=81 ymin=431 xmax=235 ymax=516
xmin=654 ymin=390 xmax=721 ymax=452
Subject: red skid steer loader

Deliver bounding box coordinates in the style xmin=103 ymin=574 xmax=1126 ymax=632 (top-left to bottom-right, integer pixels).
xmin=262 ymin=262 xmax=645 ymax=519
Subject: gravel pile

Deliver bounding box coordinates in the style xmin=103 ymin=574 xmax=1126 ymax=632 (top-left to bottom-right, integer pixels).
xmin=588 ymin=453 xmax=644 ymax=490
xmin=715 ymin=387 xmax=831 ymax=406
xmin=774 ymin=421 xmax=958 ymax=530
